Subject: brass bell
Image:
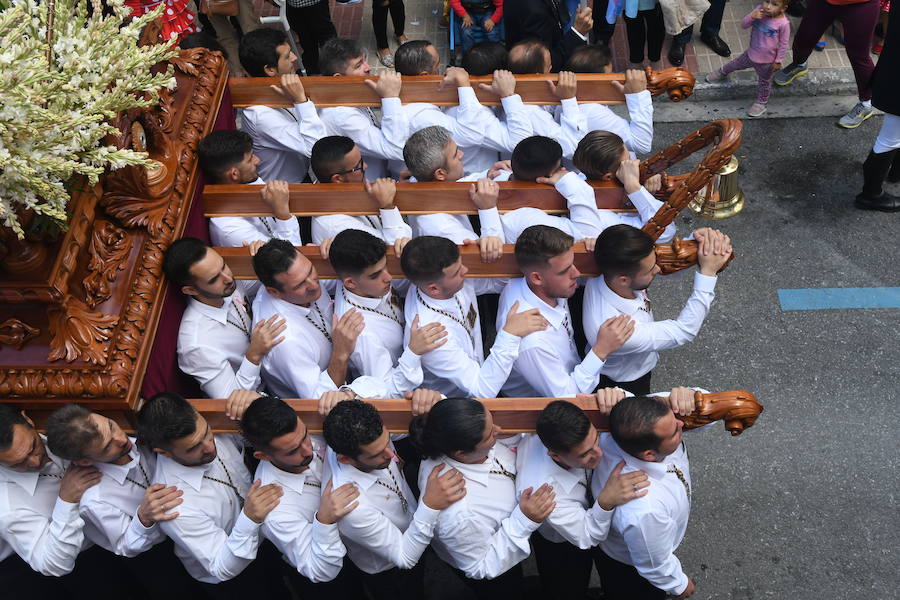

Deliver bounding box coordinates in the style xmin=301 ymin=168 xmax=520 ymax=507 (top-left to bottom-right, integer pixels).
xmin=688 ymin=156 xmax=745 ymax=219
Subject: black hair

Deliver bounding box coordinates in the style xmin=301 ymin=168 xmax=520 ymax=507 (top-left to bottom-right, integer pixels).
xmin=239 ymin=28 xmax=289 ymax=77
xmin=311 ymin=135 xmax=356 ymax=183
xmin=514 ymin=225 xmax=574 ymax=271
xmin=163 ymin=237 xmax=210 ymax=288
xmin=136 ymin=392 xmax=198 ymax=450
xmin=409 ymin=397 xmax=486 ymax=459
xmin=511 ymin=136 xmax=563 ymax=181
xmin=329 ymin=229 xmax=388 ymax=278
xmin=399 ymin=236 xmax=460 ymax=285
xmin=0 ymin=404 xmax=27 ymax=452
xmin=322 ymin=400 xmax=384 ymax=459
xmin=462 ymin=41 xmax=507 ymax=76
xmin=572 ymin=130 xmax=626 ymax=180
xmin=240 ymin=396 xmax=298 ymax=451
xmin=609 ymin=396 xmax=670 ymax=457
xmin=319 ymin=37 xmax=365 ymax=76
xmin=395 ymin=39 xmax=435 ymax=75
xmin=197 ymin=129 xmax=253 ymax=184
xmin=565 ymin=45 xmax=612 ymax=73
xmin=593 ymin=224 xmax=656 ymax=278
xmin=179 ymin=32 xmax=228 ymax=59
xmin=536 ymin=400 xmax=591 ymax=454
xmin=252 ymin=238 xmax=298 ymax=291
xmin=46 ymin=404 xmax=98 ymax=461
xmin=508 ymin=39 xmax=550 ymax=74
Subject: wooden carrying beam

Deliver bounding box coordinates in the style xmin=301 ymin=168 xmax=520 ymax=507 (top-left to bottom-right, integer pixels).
xmin=190 ymin=390 xmax=763 ymax=435
xmin=202 ymin=181 xmax=629 ymax=218
xmin=228 ymin=68 xmax=697 ymax=109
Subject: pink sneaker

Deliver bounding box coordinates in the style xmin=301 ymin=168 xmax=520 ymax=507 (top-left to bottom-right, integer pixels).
xmin=705 ymin=69 xmax=725 ymax=83
xmin=747 ymin=103 xmax=767 ymax=117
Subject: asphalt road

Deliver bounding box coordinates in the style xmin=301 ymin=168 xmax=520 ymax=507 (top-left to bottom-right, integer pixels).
xmin=642 ymin=115 xmax=899 ymax=600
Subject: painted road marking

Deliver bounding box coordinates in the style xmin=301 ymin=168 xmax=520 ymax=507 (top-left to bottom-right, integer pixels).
xmin=778 ymin=287 xmax=900 ymax=311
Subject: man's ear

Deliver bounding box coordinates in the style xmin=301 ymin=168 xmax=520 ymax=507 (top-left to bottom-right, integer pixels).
xmin=263 ymin=64 xmax=278 ymax=77
xmin=181 ymin=284 xmax=200 ymax=298
xmin=74 ymin=458 xmax=93 ymax=467
xmin=21 ymin=411 xmax=35 ymax=429
xmin=342 ymin=275 xmax=358 ymax=293
xmin=547 ymin=448 xmax=564 ymax=464
xmin=433 ymin=168 xmax=447 ymax=182
xmin=330 ymin=173 xmax=346 ymax=184
xmin=265 ymin=285 xmax=283 ymax=300
xmin=224 ymin=166 xmax=241 ymax=184
xmin=635 ymin=449 xmax=657 ymax=462
xmin=600 ymin=172 xmax=615 ymax=181
xmin=336 ymin=453 xmax=353 ymax=465
xmin=603 ymin=63 xmax=613 ymax=74
xmin=423 ymin=281 xmax=442 ymax=297
xmin=252 ymin=449 xmax=271 ymax=463
xmin=152 ymin=446 xmax=172 ymax=459
xmin=526 ymin=270 xmax=542 ymax=288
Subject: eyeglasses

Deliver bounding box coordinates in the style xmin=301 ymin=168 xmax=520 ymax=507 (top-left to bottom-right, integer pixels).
xmin=334 ymin=158 xmax=365 ymax=176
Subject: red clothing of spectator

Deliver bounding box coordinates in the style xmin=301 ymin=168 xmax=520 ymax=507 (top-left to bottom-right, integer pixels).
xmin=449 ymin=0 xmax=504 ymax=24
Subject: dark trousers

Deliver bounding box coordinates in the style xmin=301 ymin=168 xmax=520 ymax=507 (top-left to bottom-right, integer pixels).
xmin=0 ymin=553 xmax=65 ymax=600
xmin=531 ymin=533 xmax=594 ymax=600
xmin=674 ymin=0 xmax=727 ymax=43
xmin=624 ymin=5 xmax=665 ymax=63
xmin=283 ymin=561 xmax=362 ymax=599
xmin=123 ymin=539 xmax=201 ymax=598
xmin=373 ymin=0 xmax=406 ymax=50
xmin=594 ymin=547 xmax=666 ymax=600
xmin=198 ymin=541 xmax=290 ymax=600
xmin=286 ymin=0 xmax=337 ymax=75
xmin=790 ymin=0 xmax=880 ymax=100
xmin=592 ymin=0 xmax=616 ymax=44
xmin=454 ymin=562 xmax=524 ymax=599
xmin=599 ymin=371 xmax=652 ymax=396
xmin=347 ymin=557 xmax=426 ymax=600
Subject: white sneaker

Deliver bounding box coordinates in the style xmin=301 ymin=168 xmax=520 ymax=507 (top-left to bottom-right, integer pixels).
xmin=705 ymin=69 xmax=725 ymax=83
xmin=747 ymin=103 xmax=767 ymax=117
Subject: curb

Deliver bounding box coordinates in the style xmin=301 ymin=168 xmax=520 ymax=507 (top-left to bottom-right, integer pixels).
xmin=688 ymin=66 xmax=858 ymax=102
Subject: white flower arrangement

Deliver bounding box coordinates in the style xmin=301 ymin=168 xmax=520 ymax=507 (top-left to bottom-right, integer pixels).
xmin=0 ymin=0 xmax=178 ymax=238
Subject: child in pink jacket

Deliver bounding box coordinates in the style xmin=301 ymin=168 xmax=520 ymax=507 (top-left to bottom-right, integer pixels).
xmin=705 ymin=0 xmax=790 ymax=117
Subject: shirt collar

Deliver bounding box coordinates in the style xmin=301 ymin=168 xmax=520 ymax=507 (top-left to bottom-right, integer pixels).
xmin=342 ymin=286 xmax=389 ymax=311
xmin=188 ymin=289 xmax=240 ymax=325
xmin=0 ymin=437 xmax=65 ymax=497
xmin=250 ymin=177 xmax=265 ymax=185
xmin=440 ymin=447 xmax=496 ymax=489
xmin=597 ymin=276 xmax=647 ymax=315
xmin=536 ymin=447 xmax=584 ymax=495
xmin=257 ymin=458 xmax=312 ymax=495
xmin=157 ymin=452 xmax=214 ymax=493
xmin=515 ymin=278 xmax=568 ymax=330
xmin=94 ymin=436 xmax=141 ymax=485
xmin=600 ymin=433 xmax=669 ymax=479
xmin=327 ymin=447 xmax=395 ymax=492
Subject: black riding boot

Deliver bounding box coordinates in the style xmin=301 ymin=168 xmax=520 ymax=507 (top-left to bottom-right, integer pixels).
xmin=856 ymin=149 xmax=900 ymax=212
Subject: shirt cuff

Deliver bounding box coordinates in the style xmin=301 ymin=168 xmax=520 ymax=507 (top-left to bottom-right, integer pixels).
xmin=693 ymin=272 xmax=718 ymax=293
xmin=378 ymin=207 xmax=405 ymax=229
xmin=456 ymin=86 xmax=478 ymax=107
xmin=52 ymin=498 xmax=82 ymax=523
xmin=412 ymin=501 xmax=441 ymax=526
xmin=570 ymin=28 xmax=589 ymax=42
xmin=397 ymin=347 xmax=423 ymax=371
xmin=273 ymin=215 xmax=299 ymax=229
xmin=670 ymin=572 xmax=690 ymax=596
xmin=499 ymin=93 xmax=524 ymax=113
xmin=581 ymin=348 xmax=605 ymax=374
xmin=311 ymin=519 xmax=342 ymax=545
xmin=627 ymin=186 xmax=662 ymax=210
xmin=381 ymin=97 xmax=401 ymax=114
xmin=129 ymin=514 xmax=158 ymax=535
xmin=508 ymin=505 xmax=542 ymax=536
xmin=232 ymin=511 xmax=262 ymax=538
xmin=559 ymin=96 xmax=580 ymax=117
xmin=554 ymin=171 xmax=591 ymax=199
xmin=477 ymin=207 xmax=504 ymax=239
xmin=293 ymin=100 xmax=319 ymax=120
xmin=624 ymin=90 xmax=652 ymax=108
xmin=494 ymin=328 xmax=524 ymax=347
xmin=237 ymin=356 xmax=262 ymax=378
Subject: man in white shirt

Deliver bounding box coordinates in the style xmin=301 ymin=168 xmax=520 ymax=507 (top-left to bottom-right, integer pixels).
xmin=583 ymin=224 xmax=733 ymax=395
xmin=571 ymin=130 xmax=675 ymax=243
xmin=164 ymin=237 xmax=286 ymax=399
xmin=240 ymin=394 xmax=361 ymax=598
xmin=237 ymin=29 xmax=327 ymax=183
xmin=322 ymin=399 xmax=465 ymax=599
xmin=0 ymin=404 xmax=105 ymax=598
xmin=499 ymin=225 xmax=635 ymax=398
xmin=308 ymin=136 xmax=412 ymax=248
xmin=565 ymin=46 xmax=654 ymax=157
xmin=400 ymin=235 xmax=547 ymax=398
xmin=402 ymin=125 xmax=505 ymax=262
xmin=329 ymin=229 xmax=447 ymax=396
xmin=518 ymin=395 xmax=651 ymax=600
xmin=136 ymin=392 xmax=286 ymax=598
xmin=197 ymin=130 xmax=303 ymax=247
xmin=44 ymin=404 xmax=199 ymax=596
xmin=251 ymin=238 xmax=385 ymax=399
xmin=591 ymin=391 xmax=698 ymax=600
xmin=317 ymin=38 xmax=409 ymax=180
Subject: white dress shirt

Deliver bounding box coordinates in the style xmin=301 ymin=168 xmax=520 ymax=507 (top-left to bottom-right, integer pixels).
xmin=252 ymin=287 xmax=385 ymax=399
xmin=446 ymin=92 xmax=534 ymax=174
xmin=499 ymin=207 xmax=582 ymax=244
xmin=591 ymin=430 xmax=691 ymax=596
xmin=556 ymin=91 xmax=654 ymax=158
xmin=209 ymin=178 xmax=304 ymax=247
xmin=498 ymin=278 xmax=605 ymax=397
xmin=319 ymin=99 xmax=409 ymax=180
xmin=515 ymin=433 xmax=613 ymax=547
xmin=419 ymin=444 xmax=538 ymax=579
xmin=582 ymin=272 xmax=717 ymax=382
xmin=79 ymin=438 xmax=164 ymax=557
xmin=256 ymin=435 xmax=345 ymax=583
xmin=311 ymin=209 xmax=412 ymax=245
xmin=563 ymin=172 xmax=677 ymax=244
xmin=155 ymin=434 xmax=258 ymax=583
xmin=334 ymin=285 xmax=423 ymax=397
xmin=525 ymin=99 xmax=586 ymax=158
xmin=240 ymin=102 xmax=328 ymax=183
xmin=324 ymin=446 xmax=438 ymax=574
xmin=178 ymin=280 xmax=262 ymax=399
xmin=0 ymin=442 xmax=88 ymax=575
xmin=404 ymin=279 xmax=519 ymax=398
xmin=407 ymin=170 xmax=505 ymax=242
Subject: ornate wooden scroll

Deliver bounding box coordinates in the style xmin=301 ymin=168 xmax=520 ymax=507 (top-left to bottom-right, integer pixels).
xmin=0 ymin=48 xmax=229 ymax=419
xmin=219 ymin=239 xmax=718 ymax=280
xmin=228 ymin=67 xmax=696 ymax=108
xmin=189 ymin=389 xmax=762 ymax=434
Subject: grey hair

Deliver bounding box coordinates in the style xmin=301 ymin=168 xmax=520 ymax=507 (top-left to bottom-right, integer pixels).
xmin=403 ymin=126 xmax=453 ymax=182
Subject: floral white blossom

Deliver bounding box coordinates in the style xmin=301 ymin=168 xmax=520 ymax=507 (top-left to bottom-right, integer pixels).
xmin=0 ymin=0 xmax=177 ymax=238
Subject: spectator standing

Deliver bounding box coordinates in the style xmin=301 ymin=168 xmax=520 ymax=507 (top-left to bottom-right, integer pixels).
xmin=706 ymin=0 xmax=790 ymax=118
xmin=504 ymin=0 xmax=593 ymax=72
xmin=285 ymin=0 xmax=338 ymax=75
xmin=774 ymin=0 xmax=881 ymax=128
xmin=623 ymin=0 xmax=665 ymax=67
xmin=374 ymin=0 xmax=410 ymax=67
xmin=667 ymin=0 xmax=732 ymax=66
xmin=450 ymin=0 xmax=504 ymax=52
xmin=201 ymin=0 xmax=260 ymax=76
